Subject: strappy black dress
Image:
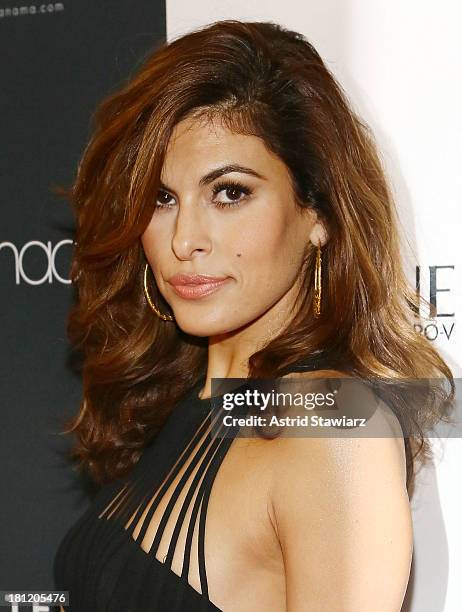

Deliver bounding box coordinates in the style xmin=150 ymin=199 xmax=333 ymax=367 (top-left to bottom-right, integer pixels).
xmin=53 ymin=356 xmax=334 ymax=611
xmin=53 ymin=376 xmax=247 ymax=611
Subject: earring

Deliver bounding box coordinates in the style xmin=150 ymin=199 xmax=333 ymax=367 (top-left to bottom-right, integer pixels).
xmin=143 ymin=263 xmax=174 ymax=321
xmin=313 ymin=242 xmax=322 ymax=318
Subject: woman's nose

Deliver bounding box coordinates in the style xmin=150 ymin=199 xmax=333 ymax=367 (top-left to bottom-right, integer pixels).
xmin=171 ymin=201 xmax=211 ymax=260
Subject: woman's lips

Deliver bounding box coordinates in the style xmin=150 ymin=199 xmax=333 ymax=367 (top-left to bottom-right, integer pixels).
xmin=169 ymin=278 xmax=231 ymax=299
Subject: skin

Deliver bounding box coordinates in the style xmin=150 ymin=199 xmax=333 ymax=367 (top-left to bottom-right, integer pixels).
xmin=135 ymin=115 xmax=413 ymax=611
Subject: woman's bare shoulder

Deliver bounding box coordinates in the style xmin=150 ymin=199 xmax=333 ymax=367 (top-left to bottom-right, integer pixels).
xmin=270 ymin=368 xmax=407 ymax=480
xmin=267 ymin=420 xmax=412 ymax=610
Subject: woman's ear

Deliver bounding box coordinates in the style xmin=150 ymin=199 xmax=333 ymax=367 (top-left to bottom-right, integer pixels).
xmin=309 ymin=221 xmax=328 ymax=247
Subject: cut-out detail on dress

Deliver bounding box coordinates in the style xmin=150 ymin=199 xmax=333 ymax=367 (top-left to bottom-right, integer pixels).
xmin=97 ymin=401 xmax=232 ymax=599
xmin=54 ymin=378 xmax=244 ymax=611
xmin=54 ymin=363 xmax=330 ymax=610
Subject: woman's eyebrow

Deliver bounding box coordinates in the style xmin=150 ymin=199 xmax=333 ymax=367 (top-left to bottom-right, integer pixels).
xmin=198 ymin=164 xmax=267 ymax=186
xmin=159 ymin=164 xmax=267 ymax=192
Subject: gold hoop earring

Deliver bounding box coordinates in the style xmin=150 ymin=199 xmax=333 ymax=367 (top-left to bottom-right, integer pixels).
xmin=143 ymin=263 xmax=174 ymax=321
xmin=313 ymin=242 xmax=322 ymax=318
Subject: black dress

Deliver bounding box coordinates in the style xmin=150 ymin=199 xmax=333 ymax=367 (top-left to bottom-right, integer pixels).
xmin=53 ymin=376 xmax=249 ymax=611
xmin=53 ymin=356 xmax=333 ymax=611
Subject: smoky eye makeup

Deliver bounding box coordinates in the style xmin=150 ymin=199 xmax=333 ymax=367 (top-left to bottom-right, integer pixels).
xmin=154 ymin=178 xmax=254 ymax=210
xmin=211 ymin=179 xmax=253 ymax=208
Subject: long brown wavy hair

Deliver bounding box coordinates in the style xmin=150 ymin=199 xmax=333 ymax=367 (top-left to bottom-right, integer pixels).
xmin=54 ymin=19 xmax=454 ymax=495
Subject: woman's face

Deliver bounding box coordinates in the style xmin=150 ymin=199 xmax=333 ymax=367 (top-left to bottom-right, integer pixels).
xmin=141 ymin=115 xmax=325 ymax=338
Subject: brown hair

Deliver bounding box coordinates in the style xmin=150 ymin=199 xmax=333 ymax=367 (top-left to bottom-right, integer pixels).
xmin=54 ymin=19 xmax=454 ymax=494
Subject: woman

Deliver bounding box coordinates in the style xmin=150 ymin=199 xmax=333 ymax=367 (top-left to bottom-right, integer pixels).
xmin=53 ymin=19 xmax=454 ymax=611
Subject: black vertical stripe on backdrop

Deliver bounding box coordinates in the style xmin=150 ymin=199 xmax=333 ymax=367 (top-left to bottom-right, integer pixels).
xmin=0 ymin=0 xmax=166 ymax=592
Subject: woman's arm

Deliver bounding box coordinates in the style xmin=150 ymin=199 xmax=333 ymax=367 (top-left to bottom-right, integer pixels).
xmin=270 ymin=421 xmax=413 ymax=611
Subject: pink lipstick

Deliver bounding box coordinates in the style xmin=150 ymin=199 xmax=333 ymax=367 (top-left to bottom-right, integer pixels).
xmin=168 ymin=274 xmax=231 ymax=300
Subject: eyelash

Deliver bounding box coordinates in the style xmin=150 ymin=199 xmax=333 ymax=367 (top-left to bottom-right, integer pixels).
xmin=155 ymin=180 xmax=252 ymax=210
xmin=212 ymin=180 xmax=252 ymax=208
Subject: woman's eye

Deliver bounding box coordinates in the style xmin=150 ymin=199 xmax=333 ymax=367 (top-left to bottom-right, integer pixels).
xmin=155 ymin=190 xmax=175 ymax=209
xmin=212 ymin=181 xmax=252 ymax=208
xmin=154 ymin=181 xmax=252 ymax=210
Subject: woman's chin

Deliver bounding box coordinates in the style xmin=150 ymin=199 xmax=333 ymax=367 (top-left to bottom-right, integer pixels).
xmin=174 ymin=314 xmax=242 ymax=338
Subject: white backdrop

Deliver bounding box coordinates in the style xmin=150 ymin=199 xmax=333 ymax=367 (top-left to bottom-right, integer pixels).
xmin=166 ymin=2 xmax=462 ymax=610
